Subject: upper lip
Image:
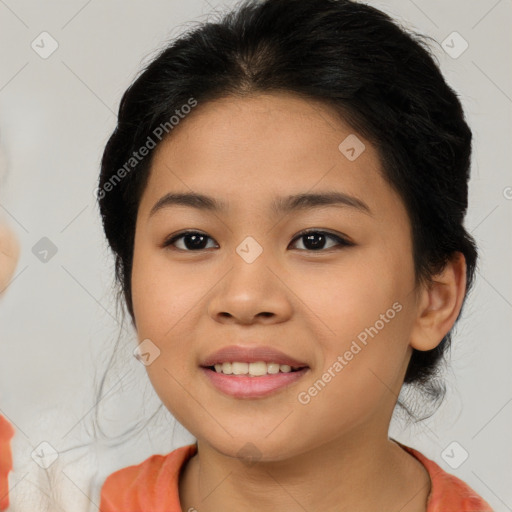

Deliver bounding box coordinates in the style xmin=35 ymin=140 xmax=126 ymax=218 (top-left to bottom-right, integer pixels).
xmin=201 ymin=345 xmax=309 ymax=368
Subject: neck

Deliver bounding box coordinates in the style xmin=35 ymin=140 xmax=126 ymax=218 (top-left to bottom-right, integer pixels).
xmin=179 ymin=429 xmax=431 ymax=512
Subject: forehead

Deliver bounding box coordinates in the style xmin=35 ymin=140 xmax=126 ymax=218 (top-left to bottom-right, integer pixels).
xmin=139 ymin=92 xmax=398 ymax=219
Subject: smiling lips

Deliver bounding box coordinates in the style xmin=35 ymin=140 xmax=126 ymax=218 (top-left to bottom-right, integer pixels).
xmin=200 ymin=345 xmax=310 ymax=398
xmin=213 ymin=361 xmax=303 ymax=376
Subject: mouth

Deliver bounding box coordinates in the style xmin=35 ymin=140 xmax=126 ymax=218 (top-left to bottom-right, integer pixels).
xmin=200 ymin=361 xmax=310 ymax=399
xmin=199 ymin=344 xmax=310 ymax=399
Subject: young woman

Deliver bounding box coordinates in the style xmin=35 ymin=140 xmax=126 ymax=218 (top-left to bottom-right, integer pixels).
xmin=96 ymin=0 xmax=493 ymax=510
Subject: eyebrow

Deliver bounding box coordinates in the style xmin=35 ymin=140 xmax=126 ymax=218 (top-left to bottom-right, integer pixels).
xmin=149 ymin=190 xmax=372 ymax=218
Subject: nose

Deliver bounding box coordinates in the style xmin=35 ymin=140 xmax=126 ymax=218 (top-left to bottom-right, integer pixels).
xmin=207 ymin=250 xmax=293 ymax=326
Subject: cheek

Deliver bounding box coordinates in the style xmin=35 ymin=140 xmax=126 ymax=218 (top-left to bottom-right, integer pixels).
xmin=291 ymin=245 xmax=414 ymax=344
xmin=292 ymin=242 xmax=415 ymax=393
xmin=130 ymin=248 xmax=214 ymax=406
xmin=130 ymin=251 xmax=198 ymax=424
xmin=131 ymin=247 xmax=205 ymax=340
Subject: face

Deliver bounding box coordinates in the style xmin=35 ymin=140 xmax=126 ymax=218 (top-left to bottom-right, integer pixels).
xmin=131 ymin=92 xmax=421 ymax=460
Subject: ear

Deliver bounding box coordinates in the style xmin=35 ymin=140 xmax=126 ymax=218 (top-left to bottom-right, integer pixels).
xmin=410 ymin=252 xmax=467 ymax=351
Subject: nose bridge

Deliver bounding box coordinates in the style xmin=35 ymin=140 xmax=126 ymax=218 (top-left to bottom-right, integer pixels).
xmin=235 ymin=234 xmax=266 ymax=266
xmin=227 ymin=233 xmax=274 ymax=299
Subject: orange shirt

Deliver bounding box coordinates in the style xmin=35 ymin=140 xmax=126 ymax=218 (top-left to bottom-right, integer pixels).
xmin=100 ymin=442 xmax=494 ymax=512
xmin=0 ymin=415 xmax=14 ymax=511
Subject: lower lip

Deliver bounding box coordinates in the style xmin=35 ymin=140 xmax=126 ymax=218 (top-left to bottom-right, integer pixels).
xmin=201 ymin=367 xmax=309 ymax=399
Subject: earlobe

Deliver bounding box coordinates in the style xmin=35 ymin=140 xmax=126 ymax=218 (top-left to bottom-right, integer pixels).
xmin=410 ymin=252 xmax=467 ymax=352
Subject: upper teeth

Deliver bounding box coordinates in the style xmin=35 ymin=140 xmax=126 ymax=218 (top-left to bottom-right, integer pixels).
xmin=213 ymin=361 xmax=302 ymax=376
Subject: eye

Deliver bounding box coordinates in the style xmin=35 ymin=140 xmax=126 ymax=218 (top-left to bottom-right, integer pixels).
xmin=163 ymin=229 xmax=353 ymax=252
xmin=163 ymin=230 xmax=217 ymax=251
xmin=289 ymin=229 xmax=353 ymax=251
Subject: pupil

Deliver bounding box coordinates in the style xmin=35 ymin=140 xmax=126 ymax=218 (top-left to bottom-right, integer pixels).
xmin=304 ymin=232 xmax=325 ymax=250
xmin=186 ymin=233 xmax=207 ymax=250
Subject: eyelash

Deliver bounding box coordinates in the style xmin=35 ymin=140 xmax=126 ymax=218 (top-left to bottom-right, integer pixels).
xmin=162 ymin=229 xmax=354 ymax=252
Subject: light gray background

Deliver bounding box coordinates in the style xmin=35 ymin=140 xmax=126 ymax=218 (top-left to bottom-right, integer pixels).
xmin=0 ymin=0 xmax=511 ymax=510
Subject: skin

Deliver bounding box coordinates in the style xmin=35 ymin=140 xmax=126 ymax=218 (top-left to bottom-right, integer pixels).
xmin=0 ymin=222 xmax=20 ymax=296
xmin=131 ymin=92 xmax=467 ymax=512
